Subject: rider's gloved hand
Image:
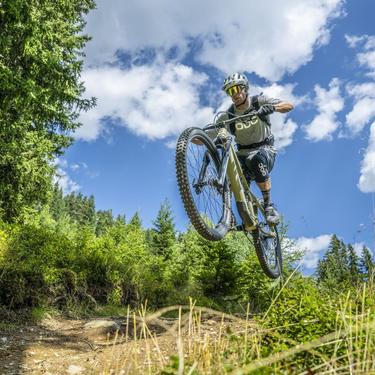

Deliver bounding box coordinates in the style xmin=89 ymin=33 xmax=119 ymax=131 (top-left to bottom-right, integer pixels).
xmin=256 ymin=104 xmax=275 ymax=117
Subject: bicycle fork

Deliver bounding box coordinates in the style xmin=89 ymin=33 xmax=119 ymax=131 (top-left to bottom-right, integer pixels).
xmin=226 ymin=146 xmax=257 ymax=231
xmin=193 ymin=144 xmax=230 ymax=195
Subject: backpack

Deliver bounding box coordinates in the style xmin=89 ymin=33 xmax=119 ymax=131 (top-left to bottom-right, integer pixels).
xmin=227 ymin=93 xmax=270 ymax=135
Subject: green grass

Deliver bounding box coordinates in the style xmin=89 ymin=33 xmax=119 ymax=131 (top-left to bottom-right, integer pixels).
xmin=95 ymin=280 xmax=375 ymax=374
xmin=30 ymin=306 xmax=58 ymax=323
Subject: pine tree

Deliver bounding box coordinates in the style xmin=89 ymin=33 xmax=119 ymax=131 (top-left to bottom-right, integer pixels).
xmin=75 ymin=192 xmax=84 ymax=225
xmin=86 ymin=195 xmax=96 ymax=227
xmin=127 ymin=211 xmax=143 ymax=231
xmin=347 ymin=244 xmax=361 ymax=284
xmin=315 ymin=235 xmax=346 ymax=286
xmin=152 ymin=199 xmax=176 ymax=260
xmin=50 ymin=183 xmax=65 ymax=222
xmin=64 ymin=191 xmax=77 ymax=224
xmin=182 ymin=226 xmax=239 ymax=301
xmin=359 ymin=246 xmax=375 ymax=279
xmin=108 ymin=214 xmax=127 ymax=244
xmin=0 ymin=0 xmax=96 ymax=221
xmin=338 ymin=239 xmax=349 ymax=282
xmin=95 ymin=209 xmax=114 ymax=237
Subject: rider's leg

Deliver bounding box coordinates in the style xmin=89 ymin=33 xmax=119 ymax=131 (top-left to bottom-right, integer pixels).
xmin=257 ymin=178 xmax=273 ymax=206
xmin=245 ymin=150 xmax=279 ymax=225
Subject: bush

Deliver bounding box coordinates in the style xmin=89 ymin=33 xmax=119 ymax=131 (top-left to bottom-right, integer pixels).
xmin=259 ymin=277 xmax=375 ymax=370
xmin=0 ymin=220 xmax=183 ymax=311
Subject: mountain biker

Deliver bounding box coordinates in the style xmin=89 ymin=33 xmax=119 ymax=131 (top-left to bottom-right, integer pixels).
xmin=208 ymin=72 xmax=293 ymax=226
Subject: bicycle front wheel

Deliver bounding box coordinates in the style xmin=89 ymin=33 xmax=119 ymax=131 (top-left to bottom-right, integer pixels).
xmin=175 ymin=127 xmax=232 ymax=241
xmin=251 ymin=198 xmax=282 ymax=279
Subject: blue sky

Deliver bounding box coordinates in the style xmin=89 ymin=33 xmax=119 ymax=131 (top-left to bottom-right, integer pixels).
xmin=57 ymin=0 xmax=375 ymax=272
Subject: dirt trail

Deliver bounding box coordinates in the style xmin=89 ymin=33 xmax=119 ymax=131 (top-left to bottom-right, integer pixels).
xmin=0 ymin=313 xmax=251 ymax=374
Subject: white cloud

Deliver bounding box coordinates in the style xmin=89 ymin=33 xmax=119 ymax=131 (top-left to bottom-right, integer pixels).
xmin=293 ymin=234 xmax=332 ymax=269
xmin=54 ymin=168 xmax=82 ymax=195
xmin=345 ymin=34 xmax=367 ymax=48
xmin=364 ymin=36 xmax=375 ymax=51
xmin=345 ymin=34 xmax=375 ymax=79
xmin=83 ymin=0 xmax=344 ymax=81
xmin=87 ymin=171 xmax=100 ymax=179
xmin=347 ymin=82 xmax=375 ymax=99
xmin=353 ymin=242 xmax=365 ymax=256
xmin=345 ymin=97 xmax=375 ymax=135
xmin=303 ymin=78 xmax=344 ymax=141
xmin=58 ymin=159 xmax=68 ymax=168
xmin=358 ymin=49 xmax=375 ymax=79
xmin=52 ymin=159 xmax=85 ymax=194
xmin=78 ymin=67 xmax=305 ymax=148
xmin=257 ymin=83 xmax=308 ymax=106
xmin=345 ymin=34 xmax=375 ymax=50
xmin=165 ymin=139 xmax=177 ymax=149
xmin=198 ymin=1 xmax=344 ymax=81
xmin=358 ymin=121 xmax=375 ymax=193
xmin=75 ymin=59 xmax=215 ymax=142
xmin=289 ymin=235 xmax=370 ymax=269
xmin=344 ymin=37 xmax=375 ymax=137
xmin=272 ymin=117 xmax=299 ymax=151
xmin=345 ymin=37 xmax=375 ymax=193
xmin=77 ymin=0 xmax=345 ymax=144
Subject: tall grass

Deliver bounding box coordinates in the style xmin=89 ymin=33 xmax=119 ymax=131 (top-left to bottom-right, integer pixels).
xmin=96 ymin=281 xmax=375 ymax=375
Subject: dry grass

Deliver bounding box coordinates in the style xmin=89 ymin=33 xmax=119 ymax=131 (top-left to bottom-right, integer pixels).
xmin=93 ymin=287 xmax=375 ymax=375
xmin=90 ymin=272 xmax=375 ymax=374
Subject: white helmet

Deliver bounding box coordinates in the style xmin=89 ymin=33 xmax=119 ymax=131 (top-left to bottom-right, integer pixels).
xmin=222 ymin=72 xmax=249 ymax=92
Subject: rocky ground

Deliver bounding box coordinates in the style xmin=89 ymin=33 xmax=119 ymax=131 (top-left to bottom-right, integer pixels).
xmin=0 ymin=312 xmax=252 ymax=375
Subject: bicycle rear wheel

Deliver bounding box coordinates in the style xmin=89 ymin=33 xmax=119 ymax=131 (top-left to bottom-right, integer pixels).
xmin=175 ymin=127 xmax=232 ymax=241
xmin=251 ymin=198 xmax=282 ymax=279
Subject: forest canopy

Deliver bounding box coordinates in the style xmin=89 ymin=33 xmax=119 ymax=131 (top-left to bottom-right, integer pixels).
xmin=0 ymin=0 xmax=96 ymax=221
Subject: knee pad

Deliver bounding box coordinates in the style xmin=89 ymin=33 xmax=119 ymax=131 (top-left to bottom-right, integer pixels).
xmin=246 ymin=152 xmax=270 ymax=183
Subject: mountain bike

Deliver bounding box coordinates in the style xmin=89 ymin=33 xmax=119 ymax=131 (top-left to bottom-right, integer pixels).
xmin=175 ymin=111 xmax=282 ymax=279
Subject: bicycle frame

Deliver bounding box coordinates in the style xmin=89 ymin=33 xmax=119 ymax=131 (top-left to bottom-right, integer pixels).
xmin=215 ymin=126 xmax=277 ymax=239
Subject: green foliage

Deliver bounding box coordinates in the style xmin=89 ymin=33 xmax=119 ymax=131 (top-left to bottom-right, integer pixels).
xmin=0 ymin=209 xmax=185 ymax=311
xmin=151 ymin=199 xmax=176 ymax=260
xmin=0 ymin=0 xmax=96 ymax=221
xmin=175 ymin=226 xmax=240 ymax=307
xmin=316 ymin=235 xmax=375 ymax=290
xmin=0 ymin=196 xmax=309 ymax=315
xmin=253 ymin=277 xmax=375 ymax=372
xmin=263 ymin=278 xmax=339 ymax=345
xmin=360 ymin=245 xmax=375 ymax=279
xmin=95 ymin=209 xmax=114 ymax=237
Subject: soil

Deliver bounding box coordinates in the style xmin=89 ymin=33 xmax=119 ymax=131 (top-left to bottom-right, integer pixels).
xmin=0 ymin=312 xmax=253 ymax=375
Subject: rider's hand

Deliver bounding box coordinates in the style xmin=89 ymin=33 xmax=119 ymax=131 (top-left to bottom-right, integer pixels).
xmin=256 ymin=104 xmax=275 ymax=117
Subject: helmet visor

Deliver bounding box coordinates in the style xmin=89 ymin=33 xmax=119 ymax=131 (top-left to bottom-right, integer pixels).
xmin=226 ymin=85 xmax=245 ymax=96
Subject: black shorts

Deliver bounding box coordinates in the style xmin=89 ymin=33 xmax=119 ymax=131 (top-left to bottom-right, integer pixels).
xmin=238 ymin=149 xmax=276 ymax=183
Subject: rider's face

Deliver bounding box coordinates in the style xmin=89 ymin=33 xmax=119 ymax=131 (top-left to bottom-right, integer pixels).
xmin=231 ymin=86 xmax=247 ymax=106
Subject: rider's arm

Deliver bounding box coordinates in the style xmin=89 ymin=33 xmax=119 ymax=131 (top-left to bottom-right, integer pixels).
xmin=258 ymin=95 xmax=293 ymax=114
xmin=274 ymin=101 xmax=293 ymax=113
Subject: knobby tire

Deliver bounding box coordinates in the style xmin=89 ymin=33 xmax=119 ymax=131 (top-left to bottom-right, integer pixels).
xmin=175 ymin=127 xmax=232 ymax=241
xmin=251 ymin=200 xmax=282 ymax=279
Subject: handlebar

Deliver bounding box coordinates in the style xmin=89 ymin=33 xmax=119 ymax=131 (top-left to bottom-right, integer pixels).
xmin=203 ymin=110 xmax=258 ymax=131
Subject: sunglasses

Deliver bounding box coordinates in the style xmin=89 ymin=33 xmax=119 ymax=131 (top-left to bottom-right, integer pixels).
xmin=226 ymin=85 xmax=246 ymax=96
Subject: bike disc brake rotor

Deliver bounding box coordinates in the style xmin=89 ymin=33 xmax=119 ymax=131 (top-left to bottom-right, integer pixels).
xmin=206 ymin=165 xmax=220 ymax=199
